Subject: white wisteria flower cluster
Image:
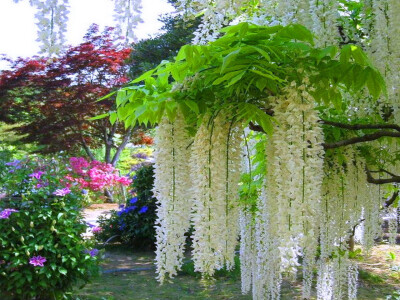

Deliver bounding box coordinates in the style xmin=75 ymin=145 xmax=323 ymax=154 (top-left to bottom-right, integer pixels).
xmin=367 ymin=0 xmax=400 ymax=121
xmin=309 ymin=0 xmax=340 ymax=47
xmin=14 ymin=0 xmax=143 ymax=54
xmin=29 ymin=0 xmax=69 ymax=56
xmin=113 ymin=0 xmax=142 ymax=43
xmin=153 ymin=113 xmax=192 ymax=283
xmin=239 ymin=83 xmax=325 ymax=299
xmin=176 ymin=0 xmax=339 ymax=45
xmin=239 ymin=208 xmax=256 ymax=294
xmin=153 ymin=110 xmax=243 ymax=281
xmin=190 ymin=113 xmax=242 ymax=276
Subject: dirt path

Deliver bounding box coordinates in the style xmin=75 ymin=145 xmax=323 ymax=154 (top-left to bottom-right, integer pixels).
xmin=83 ymin=203 xmax=119 ymax=237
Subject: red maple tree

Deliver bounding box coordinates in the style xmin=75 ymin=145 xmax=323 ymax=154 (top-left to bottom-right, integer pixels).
xmin=0 ymin=24 xmax=135 ymax=165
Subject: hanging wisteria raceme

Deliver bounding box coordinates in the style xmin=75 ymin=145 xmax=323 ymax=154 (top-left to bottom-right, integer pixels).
xmin=317 ymin=254 xmax=358 ymax=300
xmin=253 ymin=180 xmax=282 ymax=300
xmin=175 ymin=0 xmax=234 ymax=44
xmin=271 ymin=82 xmax=325 ymax=276
xmin=367 ymin=0 xmax=400 ymax=122
xmin=250 ymin=81 xmax=325 ymax=299
xmin=317 ymin=150 xmax=367 ymax=300
xmin=177 ymin=0 xmax=317 ymax=44
xmin=190 ymin=113 xmax=242 ymax=277
xmin=189 ymin=0 xmax=256 ymax=44
xmin=309 ymin=0 xmax=340 ymax=47
xmin=348 ymin=260 xmax=358 ymax=300
xmin=153 ymin=112 xmax=192 ymax=283
xmin=362 ymin=178 xmax=384 ymax=253
xmin=239 ymin=207 xmax=256 ymax=295
xmin=316 ymin=260 xmax=334 ymax=300
xmin=369 ymin=1 xmax=390 ymax=98
xmin=239 ymin=129 xmax=264 ymax=295
xmin=30 ymin=0 xmax=69 ymax=56
xmin=274 ymin=0 xmax=311 ymax=27
xmin=13 ymin=0 xmax=143 ymax=54
xmin=386 ymin=0 xmax=400 ymax=122
xmin=320 ymin=149 xmax=365 ymax=261
xmin=387 ymin=207 xmax=399 ymax=245
xmin=113 ymin=0 xmax=142 ymax=43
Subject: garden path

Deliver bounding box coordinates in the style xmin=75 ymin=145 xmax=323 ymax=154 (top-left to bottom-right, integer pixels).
xmin=82 ymin=203 xmax=118 ymax=238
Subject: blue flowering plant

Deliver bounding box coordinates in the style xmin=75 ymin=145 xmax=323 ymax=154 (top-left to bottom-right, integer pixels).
xmin=0 ymin=156 xmax=100 ymax=299
xmin=97 ymin=164 xmax=157 ymax=249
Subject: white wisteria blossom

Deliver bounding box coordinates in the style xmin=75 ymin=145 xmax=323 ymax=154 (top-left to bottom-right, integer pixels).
xmin=12 ymin=0 xmax=143 ymax=54
xmin=153 ymin=113 xmax=192 ymax=283
xmin=386 ymin=207 xmax=398 ymax=245
xmin=190 ymin=113 xmax=242 ymax=276
xmin=30 ymin=0 xmax=69 ymax=56
xmin=113 ymin=0 xmax=143 ymax=43
xmin=251 ymin=82 xmax=325 ymax=299
xmin=309 ymin=0 xmax=340 ymax=47
xmin=239 ymin=208 xmax=255 ymax=295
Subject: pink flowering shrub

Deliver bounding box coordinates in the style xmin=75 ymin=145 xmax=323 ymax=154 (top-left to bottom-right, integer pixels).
xmin=65 ymin=157 xmax=132 ymax=192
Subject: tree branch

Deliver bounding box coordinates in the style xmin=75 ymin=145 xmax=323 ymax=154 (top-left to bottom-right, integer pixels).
xmin=323 ymin=131 xmax=400 ymax=149
xmin=249 ymin=122 xmax=264 ymax=133
xmin=384 ymin=191 xmax=399 ymax=208
xmin=111 ymin=127 xmax=133 ymax=167
xmin=366 ymin=167 xmax=400 ymax=184
xmin=79 ymin=133 xmax=96 ymax=161
xmin=104 ymin=120 xmax=118 ymax=164
xmin=75 ymin=122 xmax=96 ymax=161
xmin=319 ymin=119 xmax=400 ymax=132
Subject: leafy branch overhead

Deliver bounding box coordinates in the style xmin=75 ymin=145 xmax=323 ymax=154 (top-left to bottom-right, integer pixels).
xmin=107 ymin=22 xmax=385 ymax=136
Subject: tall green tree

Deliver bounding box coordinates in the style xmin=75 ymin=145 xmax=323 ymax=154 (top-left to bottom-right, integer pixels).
xmin=128 ymin=14 xmax=200 ymax=78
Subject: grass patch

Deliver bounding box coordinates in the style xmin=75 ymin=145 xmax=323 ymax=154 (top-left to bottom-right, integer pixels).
xmin=359 ymin=269 xmax=385 ymax=284
xmin=179 ymin=256 xmax=241 ymax=281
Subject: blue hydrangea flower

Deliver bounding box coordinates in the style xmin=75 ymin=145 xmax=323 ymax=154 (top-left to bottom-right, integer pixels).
xmin=126 ymin=206 xmax=137 ymax=212
xmin=139 ymin=206 xmax=148 ymax=214
xmin=129 ymin=197 xmax=138 ymax=204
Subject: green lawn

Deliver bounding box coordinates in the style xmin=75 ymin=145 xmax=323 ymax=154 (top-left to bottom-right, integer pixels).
xmin=73 ymin=245 xmax=400 ymax=300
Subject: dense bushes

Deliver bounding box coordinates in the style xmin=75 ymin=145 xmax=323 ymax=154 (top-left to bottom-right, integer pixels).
xmin=96 ymin=164 xmax=157 ymax=249
xmin=0 ymin=157 xmax=100 ymax=299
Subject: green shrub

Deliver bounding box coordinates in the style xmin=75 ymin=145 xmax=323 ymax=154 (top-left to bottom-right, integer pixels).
xmin=0 ymin=157 xmax=100 ymax=299
xmin=96 ymin=164 xmax=157 ymax=249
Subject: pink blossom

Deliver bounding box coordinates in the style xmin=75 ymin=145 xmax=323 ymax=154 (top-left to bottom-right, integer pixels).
xmin=0 ymin=209 xmax=18 ymax=219
xmin=92 ymin=226 xmax=102 ymax=234
xmin=29 ymin=171 xmax=44 ymax=180
xmin=53 ymin=187 xmax=71 ymax=196
xmin=65 ymin=157 xmax=131 ymax=192
xmin=116 ymin=176 xmax=132 ymax=185
xmin=29 ymin=256 xmax=46 ymax=267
